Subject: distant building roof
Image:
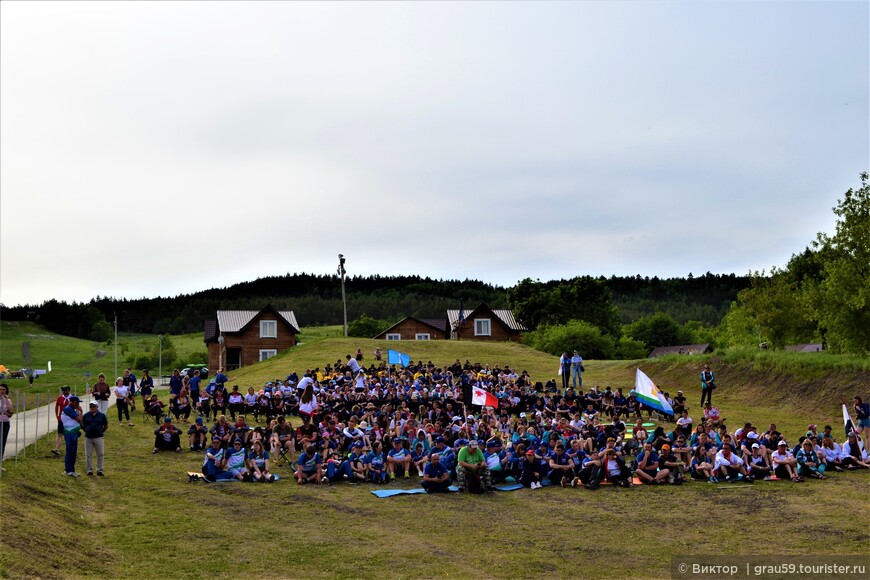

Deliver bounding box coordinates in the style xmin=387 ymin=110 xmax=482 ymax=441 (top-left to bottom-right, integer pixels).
xmin=204 ymin=307 xmax=300 ymax=343
xmin=784 ymin=343 xmax=823 ymax=353
xmin=446 ymin=306 xmax=527 ymax=332
xmin=375 ymin=317 xmax=448 ymax=338
xmin=419 ymin=318 xmax=448 ymax=333
xmin=648 ymin=344 xmax=712 ymax=358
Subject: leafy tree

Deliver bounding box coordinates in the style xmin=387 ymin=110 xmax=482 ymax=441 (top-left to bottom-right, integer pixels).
xmin=806 ymin=172 xmax=870 ymax=354
xmin=623 ymin=312 xmax=690 ymax=351
xmin=523 ymin=320 xmax=616 ymax=359
xmin=347 ymin=314 xmax=391 ymax=338
xmin=507 ymin=277 xmax=620 ymax=337
xmin=734 ymin=268 xmax=818 ymax=348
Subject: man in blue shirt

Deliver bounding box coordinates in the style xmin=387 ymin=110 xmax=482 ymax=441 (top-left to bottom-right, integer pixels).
xmin=82 ymin=402 xmax=108 ymax=476
xmin=422 ymin=452 xmax=451 ymax=493
xmin=571 ymin=351 xmax=583 ymax=388
xmin=295 ymin=445 xmax=324 ymax=485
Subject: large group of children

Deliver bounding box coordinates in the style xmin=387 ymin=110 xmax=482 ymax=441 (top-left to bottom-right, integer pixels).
xmin=147 ymin=353 xmax=869 ymax=490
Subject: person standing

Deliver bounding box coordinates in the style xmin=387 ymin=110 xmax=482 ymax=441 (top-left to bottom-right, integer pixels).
xmin=139 ymin=369 xmax=154 ymax=408
xmin=571 ymin=351 xmax=584 ymax=388
xmin=114 ymin=377 xmax=134 ymax=426
xmin=0 ymin=383 xmax=14 ymax=469
xmin=52 ymin=385 xmax=72 ymax=456
xmin=61 ymin=396 xmax=83 ymax=477
xmin=700 ymin=364 xmax=716 ymax=406
xmin=559 ymin=352 xmax=572 ymax=391
xmin=92 ymin=373 xmax=111 ymax=415
xmin=82 ymin=401 xmax=108 ymax=476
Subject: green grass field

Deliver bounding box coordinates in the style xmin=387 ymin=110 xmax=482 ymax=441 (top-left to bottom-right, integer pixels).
xmin=1 ymin=325 xmax=869 ymax=579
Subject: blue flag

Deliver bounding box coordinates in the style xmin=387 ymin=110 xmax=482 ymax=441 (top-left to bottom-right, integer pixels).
xmin=387 ymin=349 xmax=411 ymax=367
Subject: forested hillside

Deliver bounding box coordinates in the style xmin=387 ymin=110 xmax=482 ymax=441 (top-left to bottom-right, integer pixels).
xmin=1 ymin=273 xmax=748 ymax=339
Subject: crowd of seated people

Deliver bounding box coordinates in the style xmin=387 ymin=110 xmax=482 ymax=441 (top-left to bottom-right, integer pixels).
xmin=148 ymin=355 xmax=869 ymax=490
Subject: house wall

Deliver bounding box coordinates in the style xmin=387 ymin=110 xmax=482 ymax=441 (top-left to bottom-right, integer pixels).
xmin=207 ymin=312 xmax=297 ymax=370
xmin=456 ymin=317 xmax=522 ymax=342
xmin=376 ymin=320 xmax=447 ymax=340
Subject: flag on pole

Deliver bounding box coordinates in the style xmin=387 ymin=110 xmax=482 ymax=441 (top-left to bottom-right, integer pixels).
xmin=387 ymin=349 xmax=411 ymax=367
xmin=843 ymin=403 xmax=865 ymax=453
xmin=634 ymin=369 xmax=674 ymax=415
xmin=471 ymin=387 xmax=498 ymax=408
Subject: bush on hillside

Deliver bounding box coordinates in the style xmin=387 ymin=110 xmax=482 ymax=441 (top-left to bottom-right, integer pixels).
xmin=524 ymin=319 xmax=616 ymax=359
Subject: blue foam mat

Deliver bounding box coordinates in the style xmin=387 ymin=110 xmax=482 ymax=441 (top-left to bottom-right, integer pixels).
xmin=371 ymin=485 xmax=459 ymax=498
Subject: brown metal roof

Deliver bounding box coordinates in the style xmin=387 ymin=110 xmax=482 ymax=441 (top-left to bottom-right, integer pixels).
xmin=203 ymin=320 xmax=217 ymax=343
xmin=446 ymin=305 xmax=527 ymax=332
xmin=216 ymin=309 xmax=300 ymax=334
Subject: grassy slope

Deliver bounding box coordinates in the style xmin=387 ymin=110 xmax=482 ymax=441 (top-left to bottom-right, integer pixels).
xmin=1 ymin=330 xmax=868 ymax=579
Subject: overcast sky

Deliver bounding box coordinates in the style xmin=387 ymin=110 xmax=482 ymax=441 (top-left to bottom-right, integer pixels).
xmin=1 ymin=1 xmax=867 ymax=307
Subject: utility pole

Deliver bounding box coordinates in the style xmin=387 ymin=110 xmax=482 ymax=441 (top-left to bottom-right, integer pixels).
xmin=113 ymin=312 xmax=118 ymax=379
xmin=158 ymin=334 xmax=163 ymax=385
xmin=338 ymin=254 xmax=347 ymax=337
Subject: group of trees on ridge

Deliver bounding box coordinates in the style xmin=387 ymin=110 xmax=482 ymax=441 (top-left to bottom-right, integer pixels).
xmin=3 ymin=173 xmax=866 ymax=358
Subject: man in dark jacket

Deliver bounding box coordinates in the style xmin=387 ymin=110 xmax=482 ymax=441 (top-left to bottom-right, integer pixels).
xmin=82 ymin=401 xmax=108 ymax=476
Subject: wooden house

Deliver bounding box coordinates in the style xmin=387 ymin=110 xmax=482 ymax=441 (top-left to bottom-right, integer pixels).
xmin=204 ymin=306 xmax=300 ymax=371
xmin=446 ymin=304 xmax=527 ymax=342
xmin=373 ymin=317 xmax=449 ymax=341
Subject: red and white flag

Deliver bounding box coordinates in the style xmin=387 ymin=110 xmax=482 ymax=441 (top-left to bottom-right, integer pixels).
xmin=472 ymin=387 xmax=498 ymax=408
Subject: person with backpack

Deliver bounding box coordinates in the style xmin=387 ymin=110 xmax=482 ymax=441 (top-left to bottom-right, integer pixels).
xmin=700 ymin=364 xmax=716 ymax=406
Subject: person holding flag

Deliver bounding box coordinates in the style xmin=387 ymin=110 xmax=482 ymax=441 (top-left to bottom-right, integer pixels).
xmin=852 ymin=396 xmax=870 ymax=452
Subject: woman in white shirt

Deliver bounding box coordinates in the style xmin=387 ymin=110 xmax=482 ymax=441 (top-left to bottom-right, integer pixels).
xmin=114 ymin=378 xmax=134 ymax=426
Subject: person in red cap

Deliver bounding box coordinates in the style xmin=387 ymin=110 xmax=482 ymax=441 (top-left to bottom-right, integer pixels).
xmin=520 ymin=447 xmax=543 ymax=489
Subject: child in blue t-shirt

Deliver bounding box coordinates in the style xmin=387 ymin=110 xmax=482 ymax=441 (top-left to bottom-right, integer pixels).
xmin=295 ymin=445 xmax=323 ymax=485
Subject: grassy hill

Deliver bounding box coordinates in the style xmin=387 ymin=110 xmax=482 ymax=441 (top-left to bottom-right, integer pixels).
xmin=1 ymin=324 xmax=868 ymax=579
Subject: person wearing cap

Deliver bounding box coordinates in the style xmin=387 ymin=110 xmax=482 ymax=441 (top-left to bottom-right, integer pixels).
xmin=225 ymin=439 xmax=250 ymax=481
xmin=658 ymin=444 xmax=685 ymax=484
xmin=365 ymin=441 xmax=387 ymax=484
xmin=745 ymin=443 xmax=771 ymax=480
xmin=82 ymin=401 xmax=108 ymax=476
xmin=520 ymin=447 xmax=544 ymax=489
xmin=153 ymin=417 xmax=183 ymax=454
xmin=60 ymin=396 xmax=83 ymax=476
xmin=672 ymin=390 xmax=687 ymax=417
xmin=456 ymin=439 xmax=494 ymax=492
xmin=770 ymin=440 xmax=801 ymax=482
xmin=841 ymin=433 xmax=870 ymax=468
xmin=52 ymin=385 xmax=72 ymax=456
xmin=188 ymin=416 xmax=209 ymax=451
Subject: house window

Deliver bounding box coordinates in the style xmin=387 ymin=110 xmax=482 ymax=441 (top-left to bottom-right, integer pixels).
xmin=259 ymin=349 xmax=277 ymax=361
xmin=260 ymin=320 xmax=277 ymax=338
xmin=415 ymin=333 xmax=430 ymax=340
xmin=474 ymin=319 xmax=491 ymax=336
xmin=386 ymin=333 xmax=401 ymax=341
